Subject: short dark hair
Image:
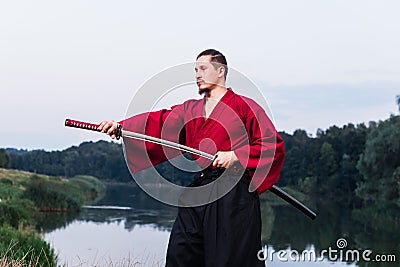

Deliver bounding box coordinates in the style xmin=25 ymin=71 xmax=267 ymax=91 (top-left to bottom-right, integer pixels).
xmin=196 ymin=49 xmax=228 ymax=80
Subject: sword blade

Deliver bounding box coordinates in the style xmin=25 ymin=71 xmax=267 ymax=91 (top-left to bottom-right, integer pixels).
xmin=121 ymin=130 xmax=215 ymax=160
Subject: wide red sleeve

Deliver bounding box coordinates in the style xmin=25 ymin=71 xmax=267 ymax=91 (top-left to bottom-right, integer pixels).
xmin=118 ymin=103 xmax=186 ymax=174
xmin=234 ymin=105 xmax=285 ymax=194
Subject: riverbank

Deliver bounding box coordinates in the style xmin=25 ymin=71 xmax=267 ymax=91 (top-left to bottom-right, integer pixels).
xmin=0 ymin=168 xmax=106 ymax=266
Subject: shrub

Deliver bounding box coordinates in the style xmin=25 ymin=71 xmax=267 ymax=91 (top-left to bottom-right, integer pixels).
xmin=0 ymin=199 xmax=36 ymax=228
xmin=70 ymin=175 xmax=106 ymax=203
xmin=0 ymin=180 xmax=22 ymax=200
xmin=23 ymin=180 xmax=82 ymax=212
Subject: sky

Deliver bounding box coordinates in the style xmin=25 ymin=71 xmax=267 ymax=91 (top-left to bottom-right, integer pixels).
xmin=1 ymin=0 xmax=399 ymax=151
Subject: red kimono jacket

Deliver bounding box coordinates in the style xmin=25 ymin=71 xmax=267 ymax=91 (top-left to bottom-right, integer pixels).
xmin=120 ymin=88 xmax=285 ymax=194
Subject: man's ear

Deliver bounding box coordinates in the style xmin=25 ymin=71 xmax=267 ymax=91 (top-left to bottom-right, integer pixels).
xmin=218 ymin=66 xmax=225 ymax=78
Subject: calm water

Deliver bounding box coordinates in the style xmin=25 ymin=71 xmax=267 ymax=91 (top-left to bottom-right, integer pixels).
xmin=43 ymin=184 xmax=399 ymax=267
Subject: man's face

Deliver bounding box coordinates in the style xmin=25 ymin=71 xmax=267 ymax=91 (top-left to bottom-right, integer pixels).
xmin=195 ymin=55 xmax=223 ymax=95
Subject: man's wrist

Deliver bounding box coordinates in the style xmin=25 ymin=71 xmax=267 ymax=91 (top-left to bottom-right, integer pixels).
xmin=231 ymin=151 xmax=238 ymax=163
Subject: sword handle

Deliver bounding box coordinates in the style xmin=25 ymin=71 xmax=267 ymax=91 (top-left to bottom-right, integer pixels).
xmin=65 ymin=119 xmax=101 ymax=131
xmin=65 ymin=119 xmax=122 ymax=140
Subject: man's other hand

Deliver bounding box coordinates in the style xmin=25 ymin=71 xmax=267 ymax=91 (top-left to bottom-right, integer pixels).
xmin=212 ymin=151 xmax=238 ymax=169
xmin=97 ymin=120 xmax=120 ymax=139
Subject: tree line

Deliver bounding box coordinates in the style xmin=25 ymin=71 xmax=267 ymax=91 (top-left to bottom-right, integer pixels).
xmin=279 ymin=115 xmax=400 ymax=207
xmin=4 ymin=115 xmax=400 ymax=206
xmin=6 ymin=141 xmax=130 ymax=182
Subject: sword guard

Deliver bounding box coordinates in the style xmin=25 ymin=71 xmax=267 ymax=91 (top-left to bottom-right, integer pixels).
xmin=115 ymin=124 xmax=122 ymax=140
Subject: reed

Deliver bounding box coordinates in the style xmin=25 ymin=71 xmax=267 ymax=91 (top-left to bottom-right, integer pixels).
xmin=0 ymin=240 xmax=54 ymax=267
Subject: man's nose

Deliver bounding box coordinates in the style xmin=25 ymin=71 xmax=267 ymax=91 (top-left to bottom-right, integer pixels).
xmin=195 ymin=70 xmax=203 ymax=79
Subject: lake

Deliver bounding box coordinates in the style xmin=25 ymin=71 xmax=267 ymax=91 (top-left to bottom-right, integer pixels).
xmin=43 ymin=184 xmax=399 ymax=267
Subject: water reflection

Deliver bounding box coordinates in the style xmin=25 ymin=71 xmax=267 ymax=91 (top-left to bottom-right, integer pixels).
xmin=79 ymin=206 xmax=176 ymax=232
xmin=41 ymin=183 xmax=177 ymax=232
xmin=36 ymin=211 xmax=78 ymax=232
xmin=43 ymin=184 xmax=399 ymax=267
xmin=262 ymin=197 xmax=399 ymax=266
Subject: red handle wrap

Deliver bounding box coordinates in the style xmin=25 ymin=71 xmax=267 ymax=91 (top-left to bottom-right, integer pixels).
xmin=65 ymin=119 xmax=101 ymax=132
xmin=65 ymin=118 xmax=122 ymax=139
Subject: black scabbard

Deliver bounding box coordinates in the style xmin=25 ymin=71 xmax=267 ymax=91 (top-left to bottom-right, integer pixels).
xmin=269 ymin=185 xmax=316 ymax=220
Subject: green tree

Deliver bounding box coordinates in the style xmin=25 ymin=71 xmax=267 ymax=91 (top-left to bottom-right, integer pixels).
xmin=356 ymin=115 xmax=400 ymax=205
xmin=0 ymin=149 xmax=9 ymax=168
xmin=316 ymin=142 xmax=339 ymax=196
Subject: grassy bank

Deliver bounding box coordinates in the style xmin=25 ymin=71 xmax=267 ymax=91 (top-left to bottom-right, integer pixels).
xmin=0 ymin=168 xmax=106 ymax=266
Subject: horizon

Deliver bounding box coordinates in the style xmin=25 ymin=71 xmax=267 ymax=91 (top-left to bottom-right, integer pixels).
xmin=3 ymin=110 xmax=397 ymax=152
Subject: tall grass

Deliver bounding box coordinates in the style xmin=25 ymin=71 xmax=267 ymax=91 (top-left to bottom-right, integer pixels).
xmin=0 ymin=226 xmax=57 ymax=267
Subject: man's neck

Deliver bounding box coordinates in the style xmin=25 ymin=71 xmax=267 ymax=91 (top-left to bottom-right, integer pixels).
xmin=205 ymin=86 xmax=227 ymax=101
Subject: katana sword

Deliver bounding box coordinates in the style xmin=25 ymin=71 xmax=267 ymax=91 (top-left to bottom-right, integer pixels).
xmin=65 ymin=118 xmax=317 ymax=220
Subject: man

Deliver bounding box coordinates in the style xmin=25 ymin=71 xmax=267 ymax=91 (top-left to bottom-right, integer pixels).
xmin=98 ymin=49 xmax=285 ymax=266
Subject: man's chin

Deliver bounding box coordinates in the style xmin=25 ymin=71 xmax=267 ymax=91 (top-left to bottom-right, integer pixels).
xmin=198 ymin=87 xmax=210 ymax=96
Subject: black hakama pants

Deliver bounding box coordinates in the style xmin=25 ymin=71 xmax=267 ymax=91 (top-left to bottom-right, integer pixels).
xmin=166 ymin=170 xmax=265 ymax=267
